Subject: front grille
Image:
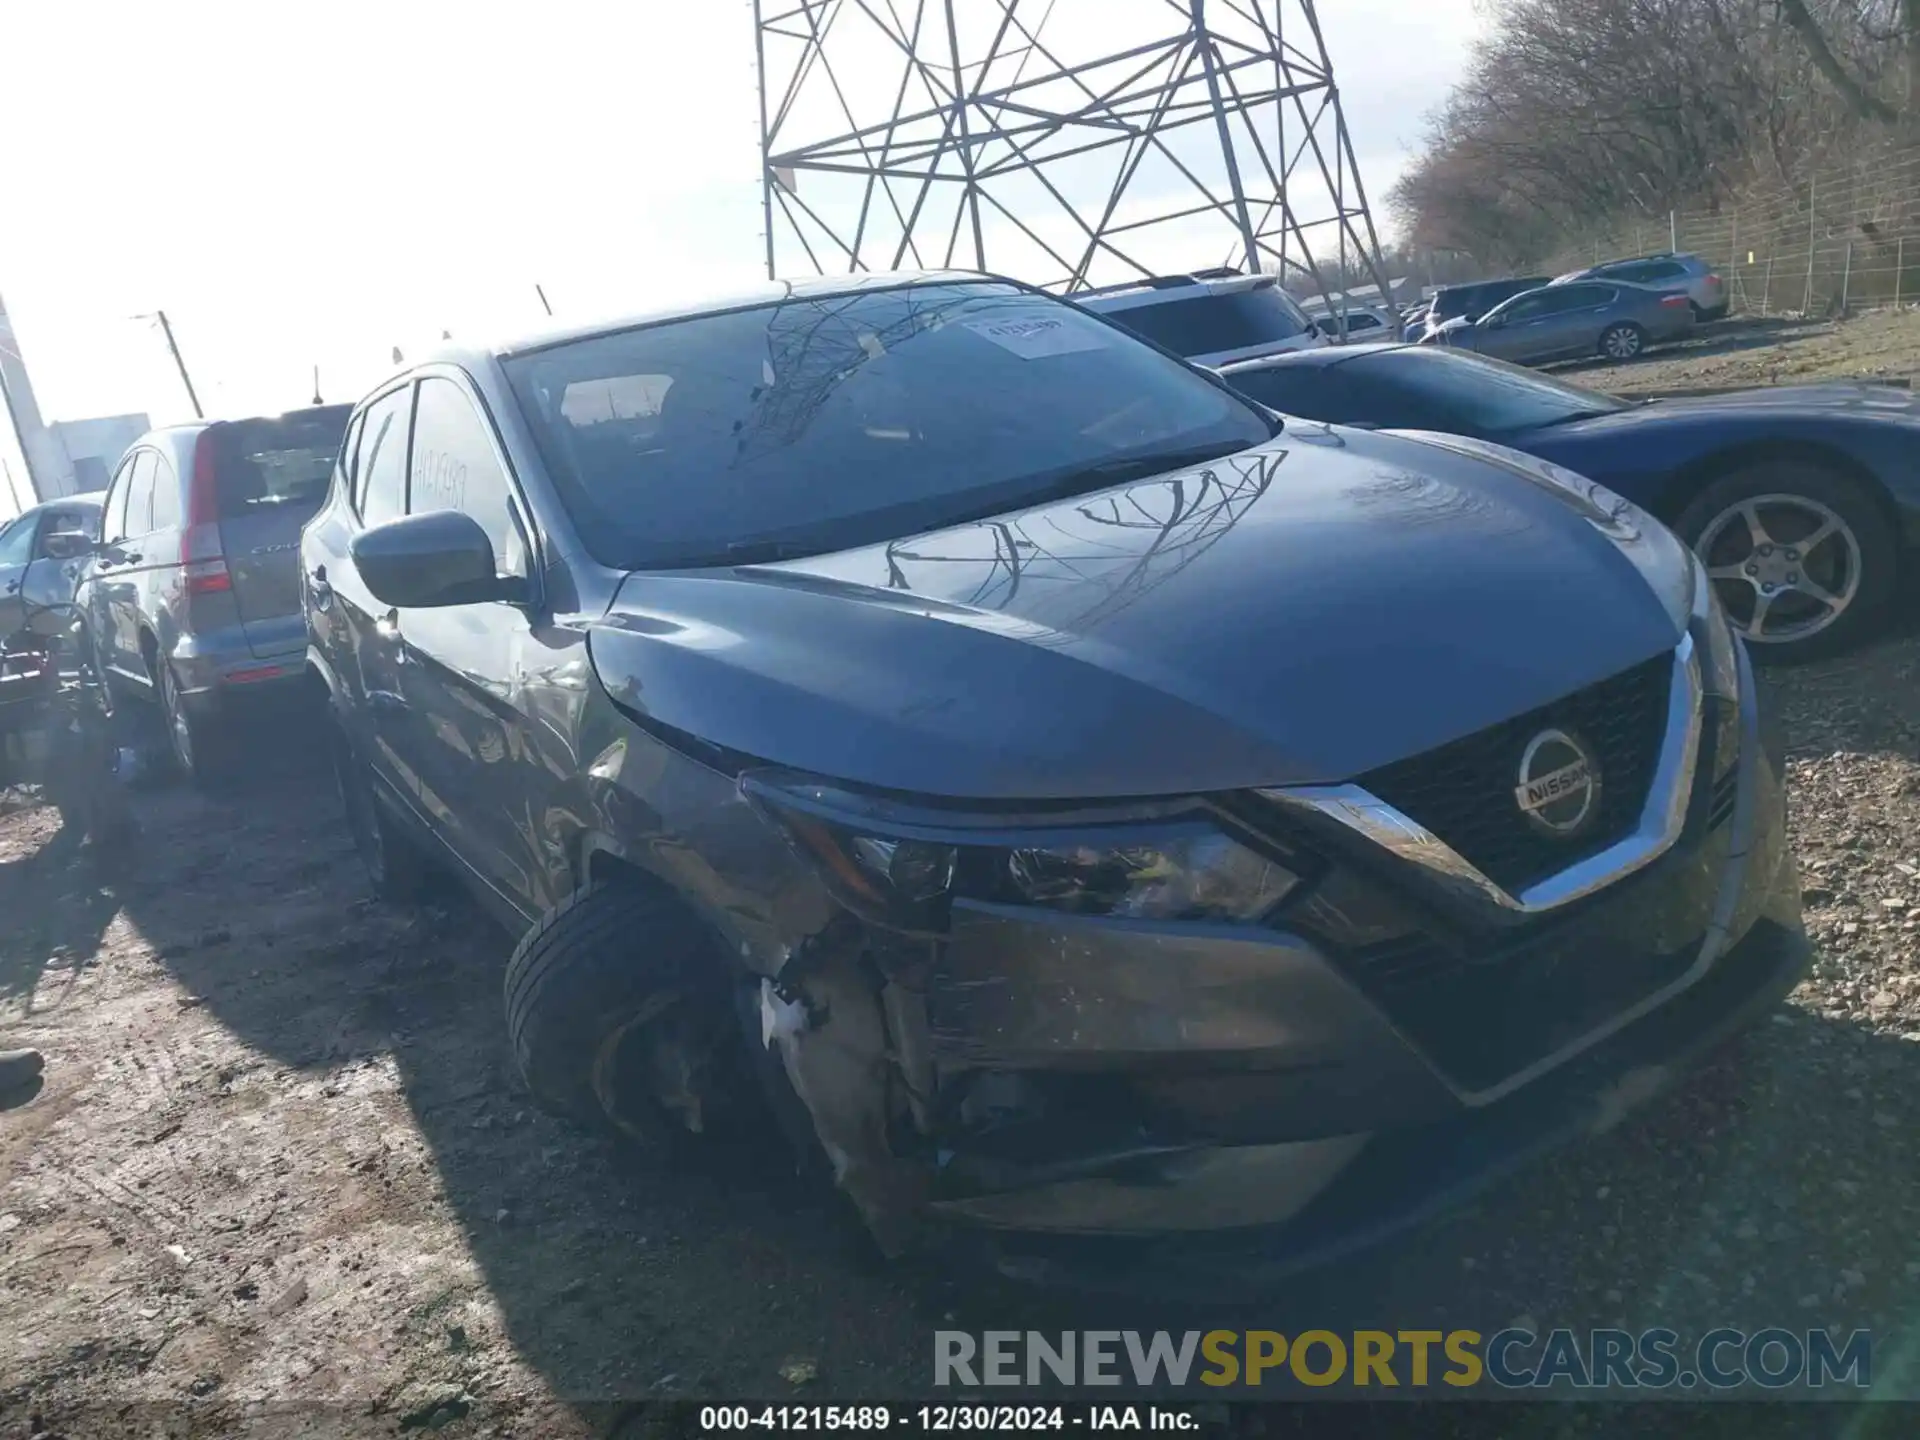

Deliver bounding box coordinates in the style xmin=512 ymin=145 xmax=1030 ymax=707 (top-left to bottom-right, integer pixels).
xmin=1357 ymin=652 xmax=1675 ymax=896
xmin=1708 ymin=770 xmax=1739 ymax=830
xmin=1348 ymin=921 xmax=1698 ymax=1092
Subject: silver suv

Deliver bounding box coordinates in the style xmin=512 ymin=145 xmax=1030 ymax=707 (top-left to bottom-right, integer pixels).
xmin=81 ymin=405 xmax=351 ymax=782
xmin=1073 ymin=269 xmax=1328 ymax=366
xmin=1555 ymin=253 xmax=1728 ymax=321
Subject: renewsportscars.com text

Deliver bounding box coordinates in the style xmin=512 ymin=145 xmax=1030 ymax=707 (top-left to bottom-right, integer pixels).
xmin=934 ymin=1328 xmax=1872 ymax=1391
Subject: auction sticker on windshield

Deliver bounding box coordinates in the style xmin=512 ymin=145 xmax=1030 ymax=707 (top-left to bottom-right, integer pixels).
xmin=964 ymin=313 xmax=1110 ymax=360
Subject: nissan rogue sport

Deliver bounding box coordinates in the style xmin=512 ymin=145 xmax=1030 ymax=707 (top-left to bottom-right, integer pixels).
xmin=304 ymin=272 xmax=1806 ymax=1288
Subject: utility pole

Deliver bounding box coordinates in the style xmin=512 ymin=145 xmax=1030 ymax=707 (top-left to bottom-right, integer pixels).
xmin=150 ymin=310 xmax=203 ymax=419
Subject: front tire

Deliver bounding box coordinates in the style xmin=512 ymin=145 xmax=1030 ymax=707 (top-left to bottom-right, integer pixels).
xmin=1674 ymin=462 xmax=1896 ymax=664
xmin=505 ymin=879 xmax=755 ymax=1147
xmin=1599 ymin=322 xmax=1646 ymax=361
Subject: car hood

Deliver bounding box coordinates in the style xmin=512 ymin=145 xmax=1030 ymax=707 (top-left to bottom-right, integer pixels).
xmin=588 ymin=428 xmax=1691 ymax=800
xmin=1531 ymin=382 xmax=1920 ymax=440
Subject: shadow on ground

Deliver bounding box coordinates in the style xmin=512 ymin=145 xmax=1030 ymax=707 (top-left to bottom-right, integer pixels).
xmin=16 ymin=654 xmax=1917 ymax=1418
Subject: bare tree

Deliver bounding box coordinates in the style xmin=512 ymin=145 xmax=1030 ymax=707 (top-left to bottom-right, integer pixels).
xmin=1390 ymin=0 xmax=1917 ymax=271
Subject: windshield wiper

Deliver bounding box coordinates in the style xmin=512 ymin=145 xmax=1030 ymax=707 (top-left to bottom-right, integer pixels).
xmin=665 ymin=538 xmax=830 ymax=568
xmin=657 ymin=441 xmax=1263 ymax=570
xmin=1038 ymin=440 xmax=1261 ymax=493
xmin=1524 ymin=406 xmax=1626 ymax=430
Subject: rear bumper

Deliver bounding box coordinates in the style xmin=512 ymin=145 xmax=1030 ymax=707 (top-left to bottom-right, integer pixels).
xmin=171 ymin=638 xmax=309 ymax=717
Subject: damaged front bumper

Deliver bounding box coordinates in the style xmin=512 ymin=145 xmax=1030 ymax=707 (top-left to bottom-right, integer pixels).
xmin=730 ymin=634 xmax=1805 ymax=1284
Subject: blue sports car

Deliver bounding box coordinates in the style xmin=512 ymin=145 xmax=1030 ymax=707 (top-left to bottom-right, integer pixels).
xmin=1219 ymin=343 xmax=1920 ymax=663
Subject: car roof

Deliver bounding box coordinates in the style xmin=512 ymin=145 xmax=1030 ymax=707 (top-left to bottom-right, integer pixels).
xmin=1073 ymin=270 xmax=1286 ymax=313
xmin=144 ymin=402 xmax=354 ymax=441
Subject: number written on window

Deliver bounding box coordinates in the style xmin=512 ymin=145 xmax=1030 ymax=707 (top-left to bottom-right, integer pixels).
xmin=408 ymin=378 xmax=529 ymax=578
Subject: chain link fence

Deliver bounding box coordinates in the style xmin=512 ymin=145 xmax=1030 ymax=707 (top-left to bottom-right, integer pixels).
xmin=1544 ymin=147 xmax=1920 ymax=318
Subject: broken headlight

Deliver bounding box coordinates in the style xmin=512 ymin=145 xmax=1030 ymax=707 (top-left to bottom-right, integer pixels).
xmin=743 ymin=772 xmax=1300 ymax=932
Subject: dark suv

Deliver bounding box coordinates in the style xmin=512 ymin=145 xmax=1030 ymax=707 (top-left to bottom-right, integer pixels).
xmin=305 ymin=273 xmax=1805 ymax=1285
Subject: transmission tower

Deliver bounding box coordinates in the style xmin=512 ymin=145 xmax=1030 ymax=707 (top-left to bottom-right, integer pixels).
xmin=753 ymin=0 xmax=1395 ymax=310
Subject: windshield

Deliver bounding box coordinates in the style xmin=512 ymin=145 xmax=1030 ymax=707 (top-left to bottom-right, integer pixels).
xmin=1094 ymin=284 xmax=1313 ymax=357
xmin=503 ymin=281 xmax=1275 ymax=570
xmin=1430 ymin=278 xmax=1547 ymax=322
xmin=1345 ymin=347 xmax=1629 ymax=433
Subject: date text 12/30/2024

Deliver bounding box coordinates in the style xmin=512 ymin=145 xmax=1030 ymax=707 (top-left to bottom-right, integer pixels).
xmin=699 ymin=1406 xmax=1197 ymax=1432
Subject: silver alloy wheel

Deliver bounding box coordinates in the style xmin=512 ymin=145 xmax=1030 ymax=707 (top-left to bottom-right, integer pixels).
xmin=1695 ymin=492 xmax=1864 ymax=645
xmin=1602 ymin=324 xmax=1643 ymax=360
xmin=159 ymin=664 xmax=194 ymax=773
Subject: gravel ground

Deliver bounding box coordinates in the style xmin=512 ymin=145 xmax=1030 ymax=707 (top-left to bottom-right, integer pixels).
xmin=3 ymin=642 xmax=1920 ymax=1432
xmin=1561 ymin=306 xmax=1920 ymax=396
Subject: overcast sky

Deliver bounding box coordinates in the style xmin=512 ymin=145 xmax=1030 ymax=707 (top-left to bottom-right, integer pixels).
xmin=0 ymin=0 xmax=1483 ymax=428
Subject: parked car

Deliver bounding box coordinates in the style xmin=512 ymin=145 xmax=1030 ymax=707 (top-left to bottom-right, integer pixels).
xmin=307 ymin=272 xmax=1802 ymax=1288
xmin=0 ymin=497 xmax=103 ymax=641
xmin=1420 ymin=275 xmax=1552 ymax=338
xmin=1556 ymin=252 xmax=1728 ymax=321
xmin=1304 ymin=303 xmax=1396 ymax=342
xmin=1072 ymin=268 xmax=1327 ymax=366
xmin=81 ymin=405 xmax=352 ymax=782
xmin=1217 ymin=343 xmax=1920 ymax=662
xmin=1426 ymin=279 xmax=1693 ymax=365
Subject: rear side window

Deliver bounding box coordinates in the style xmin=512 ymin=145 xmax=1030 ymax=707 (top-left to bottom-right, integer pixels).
xmin=1553 ymin=284 xmax=1613 ymax=310
xmin=1097 ymin=286 xmax=1311 ymax=357
xmin=407 ymin=377 xmax=530 ymax=578
xmin=102 ymin=462 xmax=133 ymax=543
xmin=148 ymin=452 xmax=181 ymax=530
xmin=354 ymin=388 xmax=413 ymax=527
xmin=123 ymin=451 xmax=158 ymax=537
xmin=207 ymin=409 xmax=350 ymax=520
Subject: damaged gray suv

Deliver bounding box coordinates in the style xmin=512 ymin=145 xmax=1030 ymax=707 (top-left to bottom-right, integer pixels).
xmin=304 ymin=273 xmax=1808 ymax=1290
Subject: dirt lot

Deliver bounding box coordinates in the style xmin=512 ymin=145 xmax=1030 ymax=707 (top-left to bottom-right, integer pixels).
xmin=1565 ymin=304 xmax=1920 ymax=395
xmin=6 ymin=330 xmax=1920 ymax=1431
xmin=0 ymin=635 xmax=1915 ymax=1435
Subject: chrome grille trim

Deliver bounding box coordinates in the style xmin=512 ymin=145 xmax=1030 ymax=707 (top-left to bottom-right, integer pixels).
xmin=1261 ymin=634 xmax=1702 ymax=916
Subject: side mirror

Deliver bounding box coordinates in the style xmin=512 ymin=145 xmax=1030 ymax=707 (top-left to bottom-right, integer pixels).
xmin=349 ymin=510 xmax=520 ymax=609
xmin=40 ymin=530 xmax=95 ymax=561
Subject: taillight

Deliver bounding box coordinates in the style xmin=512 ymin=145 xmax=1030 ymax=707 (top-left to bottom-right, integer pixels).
xmin=1661 ymin=295 xmax=1690 ymax=307
xmin=182 ymin=437 xmax=231 ymax=596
